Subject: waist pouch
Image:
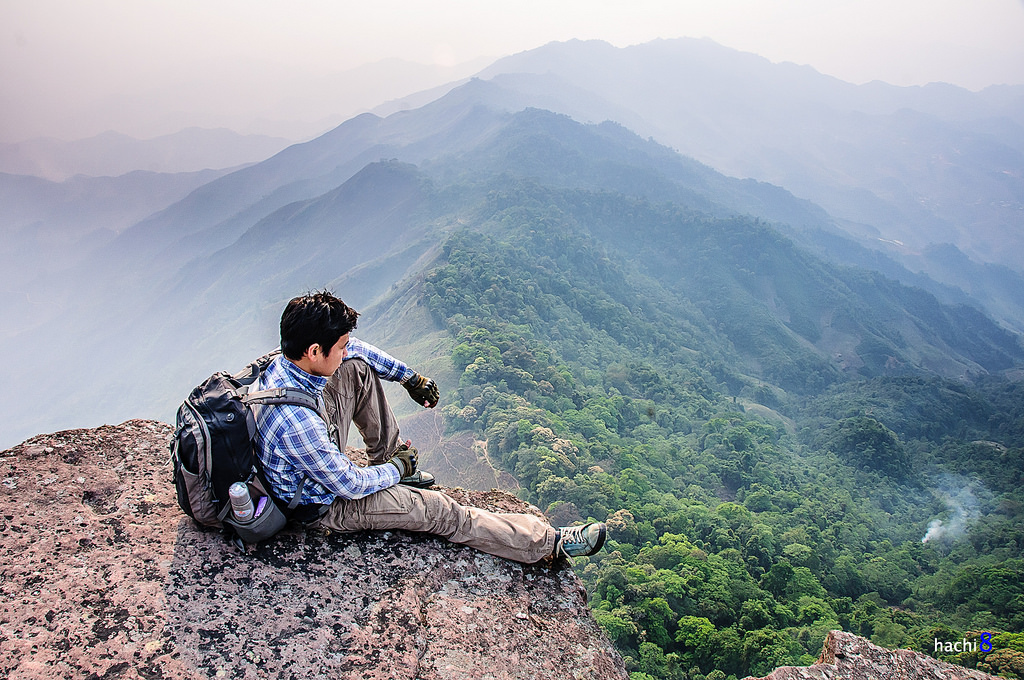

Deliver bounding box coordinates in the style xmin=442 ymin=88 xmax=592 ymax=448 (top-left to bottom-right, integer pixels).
xmin=219 ymin=480 xmax=288 ymax=544
xmin=290 ymin=503 xmax=328 ymax=526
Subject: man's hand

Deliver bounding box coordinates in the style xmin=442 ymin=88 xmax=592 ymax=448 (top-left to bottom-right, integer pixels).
xmin=388 ymin=443 xmax=418 ymax=478
xmin=404 ymin=372 xmax=439 ymax=408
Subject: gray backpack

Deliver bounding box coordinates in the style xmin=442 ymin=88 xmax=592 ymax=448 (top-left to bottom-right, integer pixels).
xmin=169 ymin=351 xmax=326 ymax=545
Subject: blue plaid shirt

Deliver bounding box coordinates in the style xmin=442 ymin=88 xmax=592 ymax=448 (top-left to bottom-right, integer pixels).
xmin=254 ymin=337 xmax=411 ymax=505
xmin=345 ymin=336 xmax=416 ymax=384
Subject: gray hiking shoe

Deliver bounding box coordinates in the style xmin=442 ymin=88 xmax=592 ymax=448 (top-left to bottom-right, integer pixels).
xmin=394 ymin=440 xmax=436 ymax=488
xmin=399 ymin=470 xmax=436 ymax=488
xmin=554 ymin=522 xmax=607 ymax=558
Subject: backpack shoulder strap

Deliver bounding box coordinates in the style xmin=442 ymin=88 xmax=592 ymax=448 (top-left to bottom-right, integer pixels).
xmin=233 ymin=349 xmax=283 ymax=385
xmin=244 ymin=390 xmax=325 ymax=512
xmin=242 ymin=385 xmax=336 ymax=449
xmin=243 ymin=386 xmax=326 ymax=419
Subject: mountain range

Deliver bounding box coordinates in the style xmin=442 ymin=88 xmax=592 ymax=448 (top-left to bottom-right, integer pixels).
xmin=478 ymin=39 xmax=1024 ymax=264
xmin=467 ymin=40 xmax=1024 ymax=334
xmin=1 ymin=37 xmax=1022 ymax=450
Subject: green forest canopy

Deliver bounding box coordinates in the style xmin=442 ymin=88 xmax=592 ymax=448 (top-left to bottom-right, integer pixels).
xmin=418 ymin=181 xmax=1024 ymax=679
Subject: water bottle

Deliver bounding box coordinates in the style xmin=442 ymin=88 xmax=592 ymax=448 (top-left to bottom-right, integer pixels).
xmin=229 ymin=482 xmax=255 ymax=523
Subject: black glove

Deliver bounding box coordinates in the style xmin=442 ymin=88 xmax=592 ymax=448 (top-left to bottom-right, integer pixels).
xmin=404 ymin=372 xmax=439 ymax=408
xmin=388 ymin=443 xmax=418 ymax=478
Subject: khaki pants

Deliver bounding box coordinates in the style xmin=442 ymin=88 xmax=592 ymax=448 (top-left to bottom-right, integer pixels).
xmin=314 ymin=359 xmax=556 ymax=564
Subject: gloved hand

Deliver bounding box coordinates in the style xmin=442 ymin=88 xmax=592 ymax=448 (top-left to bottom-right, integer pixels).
xmin=403 ymin=372 xmax=439 ymax=408
xmin=388 ymin=443 xmax=418 ymax=478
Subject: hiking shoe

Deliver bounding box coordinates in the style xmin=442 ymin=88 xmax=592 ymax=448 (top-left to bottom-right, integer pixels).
xmin=399 ymin=470 xmax=436 ymax=488
xmin=554 ymin=522 xmax=607 ymax=558
xmin=394 ymin=439 xmax=435 ymax=488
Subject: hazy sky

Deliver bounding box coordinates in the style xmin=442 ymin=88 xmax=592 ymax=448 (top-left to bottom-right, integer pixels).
xmin=3 ymin=0 xmax=1024 ymax=142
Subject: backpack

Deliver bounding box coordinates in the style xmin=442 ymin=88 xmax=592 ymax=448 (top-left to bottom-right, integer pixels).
xmin=169 ymin=350 xmax=326 ymax=545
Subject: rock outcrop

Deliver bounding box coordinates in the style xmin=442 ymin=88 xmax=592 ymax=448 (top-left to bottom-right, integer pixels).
xmin=743 ymin=630 xmax=1004 ymax=680
xmin=0 ymin=420 xmax=628 ymax=680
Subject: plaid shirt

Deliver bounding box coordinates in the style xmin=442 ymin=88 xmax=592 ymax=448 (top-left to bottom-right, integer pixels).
xmin=346 ymin=336 xmax=416 ymax=384
xmin=254 ymin=337 xmax=408 ymax=505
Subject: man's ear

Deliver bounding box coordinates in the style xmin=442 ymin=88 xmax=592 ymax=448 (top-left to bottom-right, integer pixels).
xmin=303 ymin=343 xmax=323 ymax=361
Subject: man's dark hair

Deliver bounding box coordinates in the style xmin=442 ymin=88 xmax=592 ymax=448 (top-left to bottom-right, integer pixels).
xmin=280 ymin=290 xmax=359 ymax=360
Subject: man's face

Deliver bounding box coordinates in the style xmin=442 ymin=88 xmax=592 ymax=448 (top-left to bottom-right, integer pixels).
xmin=308 ymin=332 xmax=349 ymax=377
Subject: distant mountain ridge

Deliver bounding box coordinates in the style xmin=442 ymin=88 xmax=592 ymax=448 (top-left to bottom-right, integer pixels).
xmin=0 ymin=166 xmax=235 ymax=343
xmin=459 ymin=38 xmax=1024 ymax=328
xmin=0 ymin=128 xmax=291 ymax=181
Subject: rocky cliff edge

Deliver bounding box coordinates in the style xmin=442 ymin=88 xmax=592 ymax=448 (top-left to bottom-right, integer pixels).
xmin=0 ymin=420 xmax=628 ymax=680
xmin=743 ymin=629 xmax=1006 ymax=680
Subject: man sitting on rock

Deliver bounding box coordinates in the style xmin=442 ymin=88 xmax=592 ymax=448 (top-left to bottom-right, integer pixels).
xmin=253 ymin=289 xmax=607 ymax=564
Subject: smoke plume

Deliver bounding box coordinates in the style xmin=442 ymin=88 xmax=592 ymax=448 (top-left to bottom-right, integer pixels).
xmin=921 ymin=474 xmax=982 ymax=543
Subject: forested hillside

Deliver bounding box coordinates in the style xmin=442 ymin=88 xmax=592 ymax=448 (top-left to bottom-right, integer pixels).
xmin=404 ymin=177 xmax=1024 ymax=679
